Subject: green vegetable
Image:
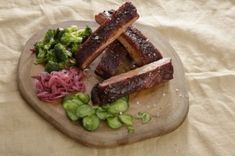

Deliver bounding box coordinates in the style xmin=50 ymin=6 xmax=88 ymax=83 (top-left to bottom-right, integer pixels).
xmin=63 ymin=95 xmax=76 ymax=102
xmin=127 ymin=126 xmax=135 ymax=134
xmin=96 ymin=107 xmax=112 ymax=120
xmin=76 ymin=26 xmax=92 ymax=38
xmin=45 ymin=61 xmax=63 ymax=72
xmin=82 ymin=115 xmax=100 ymax=131
xmin=66 ymin=111 xmax=79 ymax=121
xmin=43 ymin=29 xmax=56 ymax=44
xmin=101 ymin=103 xmax=111 ymax=110
xmin=60 ymin=31 xmax=83 ymax=46
xmin=75 ymin=92 xmax=90 ymax=104
xmin=136 ymin=112 xmax=152 ymax=124
xmin=54 ymin=43 xmax=72 ymax=62
xmin=34 ymin=25 xmax=92 ymax=72
xmin=107 ymin=117 xmax=122 ymax=129
xmin=54 ymin=28 xmax=65 ymax=41
xmin=63 ymin=94 xmax=86 ymax=106
xmin=62 ymin=95 xmax=153 ymax=133
xmin=63 ymin=101 xmax=80 ymax=121
xmin=63 ymin=101 xmax=78 ymax=113
xmin=76 ymin=105 xmax=95 ymax=118
xmin=107 ymin=97 xmax=129 ymax=114
xmin=119 ymin=114 xmax=133 ymax=126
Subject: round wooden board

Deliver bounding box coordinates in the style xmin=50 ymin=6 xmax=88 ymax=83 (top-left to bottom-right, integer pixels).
xmin=18 ymin=21 xmax=189 ymax=147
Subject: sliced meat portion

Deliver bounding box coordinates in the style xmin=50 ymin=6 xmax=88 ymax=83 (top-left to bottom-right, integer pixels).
xmin=76 ymin=2 xmax=139 ymax=69
xmin=95 ymin=41 xmax=134 ymax=79
xmin=91 ymin=58 xmax=174 ymax=105
xmin=95 ymin=10 xmax=162 ymax=66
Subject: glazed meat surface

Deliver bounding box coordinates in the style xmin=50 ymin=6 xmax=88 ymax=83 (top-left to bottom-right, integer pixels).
xmin=76 ymin=2 xmax=139 ymax=69
xmin=95 ymin=41 xmax=134 ymax=79
xmin=95 ymin=10 xmax=162 ymax=66
xmin=91 ymin=58 xmax=174 ymax=105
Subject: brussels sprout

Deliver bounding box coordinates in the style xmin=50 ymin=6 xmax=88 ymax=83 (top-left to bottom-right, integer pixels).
xmin=96 ymin=107 xmax=112 ymax=120
xmin=75 ymin=92 xmax=90 ymax=104
xmin=107 ymin=117 xmax=122 ymax=129
xmin=63 ymin=95 xmax=85 ymax=106
xmin=63 ymin=100 xmax=78 ymax=113
xmin=82 ymin=115 xmax=100 ymax=131
xmin=119 ymin=114 xmax=134 ymax=126
xmin=76 ymin=105 xmax=95 ymax=118
xmin=66 ymin=111 xmax=79 ymax=121
xmin=63 ymin=100 xmax=80 ymax=121
xmin=107 ymin=98 xmax=129 ymax=114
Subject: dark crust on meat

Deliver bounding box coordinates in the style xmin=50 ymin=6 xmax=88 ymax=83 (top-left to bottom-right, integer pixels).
xmin=91 ymin=58 xmax=174 ymax=105
xmin=76 ymin=2 xmax=139 ymax=69
xmin=95 ymin=41 xmax=133 ymax=79
xmin=95 ymin=10 xmax=163 ymax=66
xmin=121 ymin=27 xmax=163 ymax=65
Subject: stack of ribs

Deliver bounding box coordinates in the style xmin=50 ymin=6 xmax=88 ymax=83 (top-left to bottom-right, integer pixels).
xmin=75 ymin=2 xmax=174 ymax=105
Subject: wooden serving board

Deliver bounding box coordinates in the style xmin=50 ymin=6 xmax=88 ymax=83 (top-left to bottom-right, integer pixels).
xmin=18 ymin=21 xmax=189 ymax=147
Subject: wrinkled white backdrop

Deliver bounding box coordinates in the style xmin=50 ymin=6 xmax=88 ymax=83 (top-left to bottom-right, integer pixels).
xmin=0 ymin=0 xmax=234 ymax=155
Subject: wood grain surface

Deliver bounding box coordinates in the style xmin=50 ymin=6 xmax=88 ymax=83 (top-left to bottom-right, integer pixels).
xmin=17 ymin=21 xmax=189 ymax=147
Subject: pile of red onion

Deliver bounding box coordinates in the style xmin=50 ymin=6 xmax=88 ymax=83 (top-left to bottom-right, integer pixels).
xmin=32 ymin=67 xmax=85 ymax=102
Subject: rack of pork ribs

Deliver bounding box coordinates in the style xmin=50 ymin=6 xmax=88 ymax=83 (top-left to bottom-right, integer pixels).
xmin=75 ymin=2 xmax=174 ymax=105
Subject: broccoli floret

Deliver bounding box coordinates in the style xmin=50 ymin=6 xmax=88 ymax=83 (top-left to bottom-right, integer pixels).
xmin=54 ymin=43 xmax=72 ymax=62
xmin=35 ymin=49 xmax=47 ymax=64
xmin=64 ymin=25 xmax=78 ymax=33
xmin=77 ymin=26 xmax=92 ymax=38
xmin=54 ymin=28 xmax=65 ymax=41
xmin=71 ymin=43 xmax=80 ymax=53
xmin=46 ymin=49 xmax=57 ymax=62
xmin=43 ymin=29 xmax=56 ymax=43
xmin=35 ymin=41 xmax=47 ymax=64
xmin=34 ymin=25 xmax=92 ymax=72
xmin=45 ymin=61 xmax=63 ymax=73
xmin=60 ymin=32 xmax=83 ymax=46
xmin=60 ymin=25 xmax=91 ymax=47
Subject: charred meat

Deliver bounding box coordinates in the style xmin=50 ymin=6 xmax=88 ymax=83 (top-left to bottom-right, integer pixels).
xmin=95 ymin=41 xmax=134 ymax=79
xmin=91 ymin=58 xmax=173 ymax=105
xmin=76 ymin=2 xmax=139 ymax=69
xmin=95 ymin=10 xmax=162 ymax=66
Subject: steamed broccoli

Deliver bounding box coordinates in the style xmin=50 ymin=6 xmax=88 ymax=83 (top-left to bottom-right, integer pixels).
xmin=77 ymin=26 xmax=92 ymax=38
xmin=34 ymin=25 xmax=92 ymax=72
xmin=60 ymin=25 xmax=91 ymax=50
xmin=53 ymin=43 xmax=72 ymax=62
xmin=45 ymin=61 xmax=64 ymax=73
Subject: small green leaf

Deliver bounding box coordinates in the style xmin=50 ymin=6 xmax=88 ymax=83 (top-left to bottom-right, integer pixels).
xmin=136 ymin=112 xmax=152 ymax=124
xmin=127 ymin=126 xmax=135 ymax=134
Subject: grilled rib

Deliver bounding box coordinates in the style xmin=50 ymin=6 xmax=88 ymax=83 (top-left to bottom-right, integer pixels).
xmin=95 ymin=10 xmax=162 ymax=66
xmin=76 ymin=2 xmax=139 ymax=69
xmin=91 ymin=58 xmax=174 ymax=105
xmin=95 ymin=41 xmax=134 ymax=79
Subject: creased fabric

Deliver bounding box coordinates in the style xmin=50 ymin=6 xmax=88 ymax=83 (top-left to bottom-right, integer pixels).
xmin=0 ymin=0 xmax=234 ymax=156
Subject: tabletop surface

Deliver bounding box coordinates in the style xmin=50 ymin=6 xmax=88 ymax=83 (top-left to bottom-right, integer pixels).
xmin=0 ymin=0 xmax=234 ymax=156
